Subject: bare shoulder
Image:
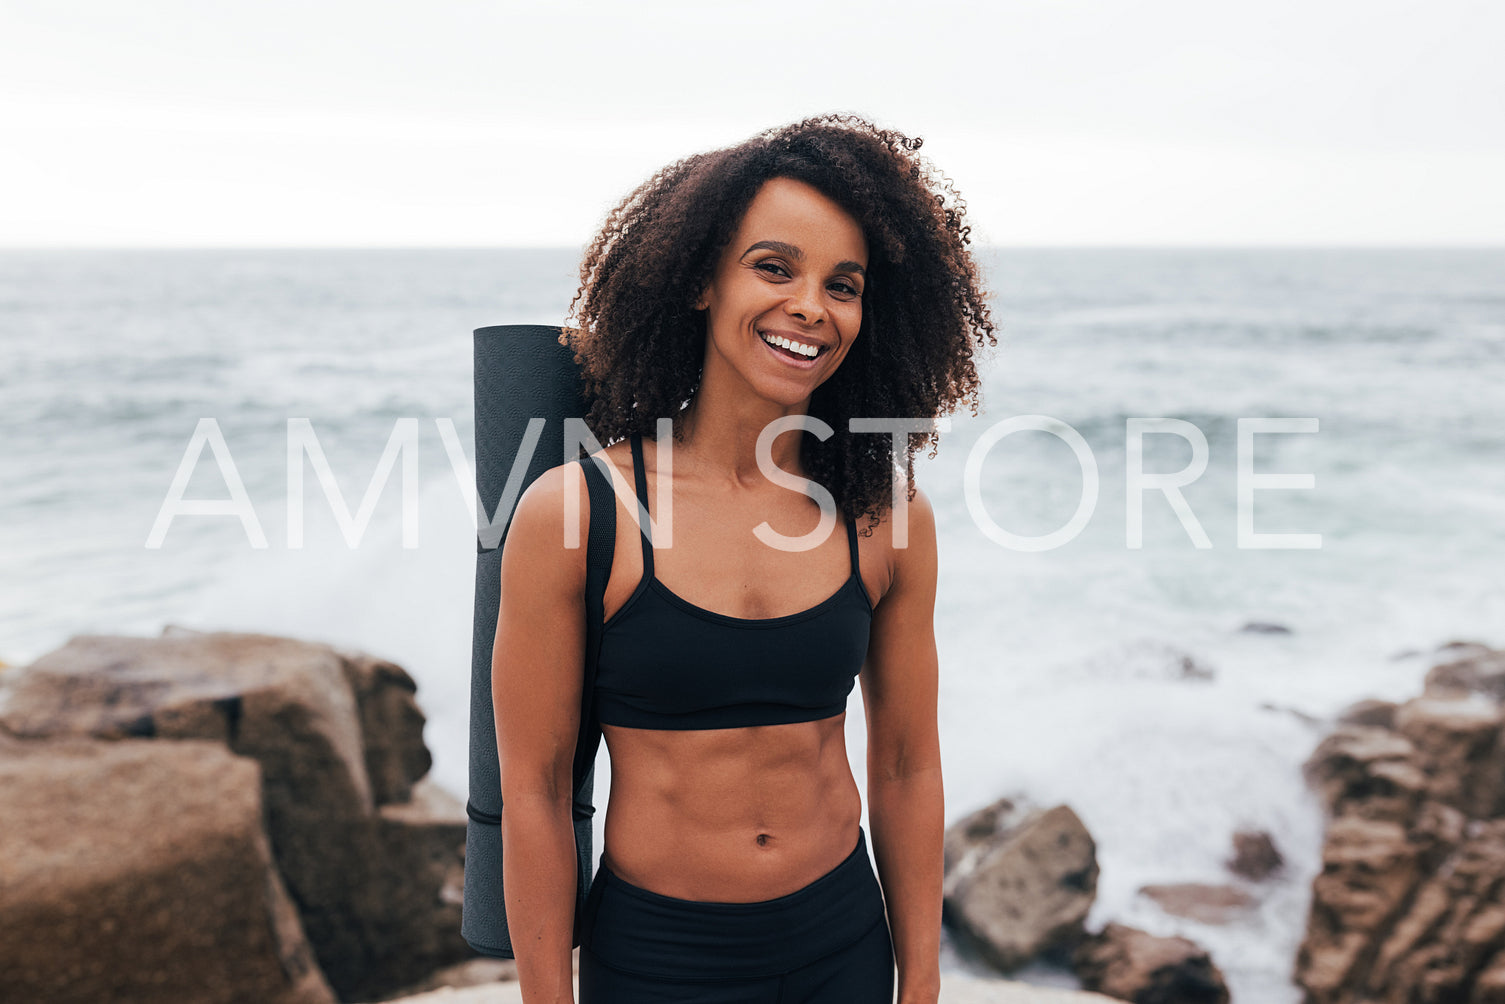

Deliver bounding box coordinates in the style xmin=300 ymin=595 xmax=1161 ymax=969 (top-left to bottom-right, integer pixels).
xmin=858 ymin=478 xmax=940 ymax=711
xmin=900 ymin=482 xmax=937 ymax=536
xmin=861 ymin=480 xmax=938 ymax=610
xmin=891 ymin=481 xmax=937 ymax=582
xmin=502 ymin=460 xmax=592 ymax=592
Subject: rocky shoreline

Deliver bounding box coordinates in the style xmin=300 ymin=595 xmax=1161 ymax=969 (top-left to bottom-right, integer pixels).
xmin=1296 ymin=641 xmax=1505 ymax=1002
xmin=3 ymin=629 xmax=1503 ymax=1002
xmin=0 ymin=628 xmax=467 ymax=1003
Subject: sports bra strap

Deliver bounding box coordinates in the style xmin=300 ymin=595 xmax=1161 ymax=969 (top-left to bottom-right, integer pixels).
xmin=844 ymin=513 xmax=861 ymax=579
xmin=629 ymin=433 xmax=654 ymax=575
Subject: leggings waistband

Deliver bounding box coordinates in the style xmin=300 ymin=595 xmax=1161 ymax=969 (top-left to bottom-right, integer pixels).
xmin=582 ymin=826 xmax=886 ymax=980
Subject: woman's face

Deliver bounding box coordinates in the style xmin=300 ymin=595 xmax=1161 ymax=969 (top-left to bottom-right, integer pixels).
xmin=697 ymin=176 xmax=868 ymax=408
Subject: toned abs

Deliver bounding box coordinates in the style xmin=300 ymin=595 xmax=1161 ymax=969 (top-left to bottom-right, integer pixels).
xmin=600 ymin=714 xmax=862 ymax=901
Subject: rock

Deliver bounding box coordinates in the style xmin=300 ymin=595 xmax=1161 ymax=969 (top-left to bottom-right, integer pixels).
xmin=296 ymin=779 xmax=469 ymax=998
xmin=1479 ymin=956 xmax=1505 ymax=1003
xmin=1302 ymin=724 xmax=1428 ymax=823
xmin=1293 ymin=804 xmax=1494 ymax=1004
xmin=1226 ymin=829 xmax=1284 ymax=881
xmin=1296 ymin=646 xmax=1505 ymax=1004
xmin=1238 ymin=621 xmax=1293 ymax=635
xmin=943 ymin=798 xmax=1099 ymax=972
xmin=1072 ymin=922 xmax=1229 ymax=1004
xmin=0 ymin=630 xmax=468 ymax=1002
xmin=1424 ymin=648 xmax=1505 ymax=703
xmin=336 ymin=646 xmax=433 ymax=806
xmin=1392 ymin=694 xmax=1505 ymax=819
xmin=0 ymin=735 xmax=334 ymax=1004
xmin=1295 ymin=815 xmax=1430 ymax=1001
xmin=0 ymin=632 xmax=376 ymax=817
xmin=945 ymin=795 xmax=1034 ymax=875
xmin=1334 ymin=698 xmax=1397 ymax=730
xmin=1137 ymin=882 xmax=1256 ymax=924
xmin=1362 ymin=819 xmax=1505 ymax=999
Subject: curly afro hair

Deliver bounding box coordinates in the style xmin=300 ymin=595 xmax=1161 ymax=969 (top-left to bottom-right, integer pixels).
xmin=563 ymin=112 xmax=998 ymax=529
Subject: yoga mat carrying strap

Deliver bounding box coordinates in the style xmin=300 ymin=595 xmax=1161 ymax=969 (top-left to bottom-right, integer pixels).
xmin=462 ymin=324 xmax=615 ymax=959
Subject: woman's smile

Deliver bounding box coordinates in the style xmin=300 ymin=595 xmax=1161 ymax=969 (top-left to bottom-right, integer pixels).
xmin=757 ymin=327 xmax=830 ymax=368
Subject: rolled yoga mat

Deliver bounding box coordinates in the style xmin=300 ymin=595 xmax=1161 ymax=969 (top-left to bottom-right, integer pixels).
xmin=463 ymin=324 xmax=597 ymax=959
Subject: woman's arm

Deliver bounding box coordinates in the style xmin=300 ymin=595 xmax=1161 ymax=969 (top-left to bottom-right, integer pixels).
xmin=860 ymin=484 xmax=944 ymax=1004
xmin=494 ymin=463 xmax=591 ymax=1004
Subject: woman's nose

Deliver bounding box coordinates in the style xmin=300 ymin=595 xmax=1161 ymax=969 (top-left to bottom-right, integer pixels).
xmin=784 ymin=280 xmax=826 ymax=325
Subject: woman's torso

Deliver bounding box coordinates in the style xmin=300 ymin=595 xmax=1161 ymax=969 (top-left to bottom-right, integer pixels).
xmin=590 ymin=433 xmax=890 ymax=902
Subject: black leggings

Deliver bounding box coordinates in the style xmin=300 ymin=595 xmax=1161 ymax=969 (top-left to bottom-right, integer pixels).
xmin=579 ymin=826 xmax=895 ymax=1003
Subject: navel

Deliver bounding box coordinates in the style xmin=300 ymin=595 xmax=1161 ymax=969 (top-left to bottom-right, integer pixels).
xmin=756 ymin=832 xmax=772 ymax=847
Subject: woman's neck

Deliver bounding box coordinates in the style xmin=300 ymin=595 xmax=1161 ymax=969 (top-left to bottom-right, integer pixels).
xmin=672 ymin=392 xmax=812 ymax=488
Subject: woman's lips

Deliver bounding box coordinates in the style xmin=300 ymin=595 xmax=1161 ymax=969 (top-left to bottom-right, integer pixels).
xmin=758 ymin=331 xmax=826 ymax=369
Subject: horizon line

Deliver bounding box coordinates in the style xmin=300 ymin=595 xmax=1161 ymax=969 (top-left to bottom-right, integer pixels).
xmin=2 ymin=242 xmax=1503 ymax=253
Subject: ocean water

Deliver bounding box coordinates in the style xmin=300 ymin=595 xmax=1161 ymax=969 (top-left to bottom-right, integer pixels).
xmin=2 ymin=247 xmax=1502 ymax=1002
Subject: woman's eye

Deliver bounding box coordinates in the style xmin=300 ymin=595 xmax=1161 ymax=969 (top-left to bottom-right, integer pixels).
xmin=754 ymin=261 xmax=789 ymax=278
xmin=830 ymin=281 xmax=861 ymax=298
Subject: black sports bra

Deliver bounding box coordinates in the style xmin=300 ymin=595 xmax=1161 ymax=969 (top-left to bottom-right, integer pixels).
xmin=594 ymin=433 xmax=874 ymax=731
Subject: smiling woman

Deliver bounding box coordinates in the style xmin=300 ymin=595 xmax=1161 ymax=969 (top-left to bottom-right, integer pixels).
xmin=493 ymin=114 xmax=996 ymax=1003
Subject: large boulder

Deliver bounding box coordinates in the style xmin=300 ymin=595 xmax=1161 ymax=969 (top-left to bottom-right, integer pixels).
xmin=0 ymin=630 xmax=466 ymax=1002
xmin=1297 ymin=643 xmax=1505 ymax=1004
xmin=0 ymin=735 xmax=334 ymax=1004
xmin=942 ymin=796 xmax=1099 ymax=972
xmin=0 ymin=631 xmax=382 ymax=816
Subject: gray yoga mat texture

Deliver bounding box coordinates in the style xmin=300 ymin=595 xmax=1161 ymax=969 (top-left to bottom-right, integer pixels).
xmin=463 ymin=324 xmax=605 ymax=959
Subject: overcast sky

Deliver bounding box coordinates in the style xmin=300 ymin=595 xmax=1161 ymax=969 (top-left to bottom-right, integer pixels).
xmin=3 ymin=0 xmax=1502 ymax=246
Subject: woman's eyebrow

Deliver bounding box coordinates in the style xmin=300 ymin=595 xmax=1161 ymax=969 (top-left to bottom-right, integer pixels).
xmin=740 ymin=240 xmax=867 ymax=277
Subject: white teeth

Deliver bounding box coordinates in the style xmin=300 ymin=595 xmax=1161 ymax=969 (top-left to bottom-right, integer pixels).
xmin=761 ymin=333 xmax=820 ymax=358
